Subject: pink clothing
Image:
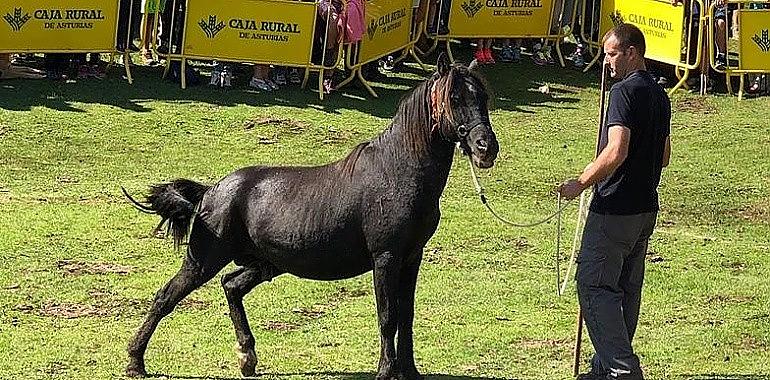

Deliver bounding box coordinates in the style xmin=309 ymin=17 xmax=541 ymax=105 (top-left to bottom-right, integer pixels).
xmin=344 ymin=0 xmax=365 ymax=43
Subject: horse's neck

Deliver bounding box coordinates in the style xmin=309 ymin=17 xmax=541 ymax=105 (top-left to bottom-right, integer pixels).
xmin=375 ymin=119 xmax=455 ymax=190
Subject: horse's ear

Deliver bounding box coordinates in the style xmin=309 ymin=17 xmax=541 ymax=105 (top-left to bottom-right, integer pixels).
xmin=436 ymin=52 xmax=450 ymax=77
xmin=468 ymin=59 xmax=479 ymax=72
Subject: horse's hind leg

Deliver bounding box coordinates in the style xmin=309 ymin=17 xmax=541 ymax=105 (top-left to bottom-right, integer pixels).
xmin=127 ymin=227 xmax=232 ymax=377
xmin=127 ymin=258 xmax=227 ymax=377
xmin=221 ymin=263 xmax=277 ymax=377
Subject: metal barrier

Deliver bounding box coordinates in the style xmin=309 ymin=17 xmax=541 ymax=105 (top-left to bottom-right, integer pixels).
xmin=422 ymin=0 xmax=573 ymax=66
xmin=581 ymin=0 xmax=705 ymax=95
xmin=160 ymin=0 xmax=342 ymax=100
xmin=0 ymin=0 xmax=134 ymax=82
xmin=710 ymin=0 xmax=770 ymax=99
xmin=336 ymin=0 xmax=427 ymax=97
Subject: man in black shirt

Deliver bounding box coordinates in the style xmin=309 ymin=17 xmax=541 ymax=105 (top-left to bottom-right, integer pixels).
xmin=558 ymin=24 xmax=672 ymax=380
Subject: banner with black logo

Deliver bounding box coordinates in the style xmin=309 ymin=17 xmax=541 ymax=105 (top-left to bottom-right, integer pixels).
xmin=1 ymin=0 xmax=118 ymax=52
xmin=447 ymin=0 xmax=555 ymax=37
xmin=359 ymin=0 xmax=412 ymax=64
xmin=183 ymin=0 xmax=315 ymax=65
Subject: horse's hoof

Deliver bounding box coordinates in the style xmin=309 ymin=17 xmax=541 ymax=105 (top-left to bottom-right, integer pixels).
xmin=235 ymin=343 xmax=258 ymax=377
xmin=126 ymin=362 xmax=147 ymax=378
xmin=397 ymin=366 xmax=423 ymax=380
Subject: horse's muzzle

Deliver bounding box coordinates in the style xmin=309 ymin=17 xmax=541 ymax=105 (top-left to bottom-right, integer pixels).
xmin=468 ymin=126 xmax=498 ymax=169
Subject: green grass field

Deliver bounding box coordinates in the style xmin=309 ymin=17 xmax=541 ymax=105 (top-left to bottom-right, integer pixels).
xmin=0 ymin=52 xmax=768 ymax=380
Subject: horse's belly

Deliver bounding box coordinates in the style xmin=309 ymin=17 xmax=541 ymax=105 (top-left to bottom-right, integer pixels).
xmin=261 ymin=239 xmax=372 ymax=281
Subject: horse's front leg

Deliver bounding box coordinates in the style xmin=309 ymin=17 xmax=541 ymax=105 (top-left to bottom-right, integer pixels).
xmin=373 ymin=251 xmax=401 ymax=380
xmin=395 ymin=253 xmax=423 ymax=380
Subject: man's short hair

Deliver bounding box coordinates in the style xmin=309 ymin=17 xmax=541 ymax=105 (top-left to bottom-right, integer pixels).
xmin=604 ymin=24 xmax=646 ymax=57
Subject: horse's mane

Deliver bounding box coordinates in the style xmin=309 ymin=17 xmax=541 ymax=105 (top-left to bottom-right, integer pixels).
xmin=392 ymin=64 xmax=492 ymax=155
xmin=337 ymin=63 xmax=492 ymax=172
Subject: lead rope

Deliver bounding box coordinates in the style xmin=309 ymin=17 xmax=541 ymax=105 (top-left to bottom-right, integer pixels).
xmin=466 ymin=155 xmax=587 ymax=296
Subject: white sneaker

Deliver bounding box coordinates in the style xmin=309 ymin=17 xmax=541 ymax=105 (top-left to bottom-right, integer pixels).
xmin=249 ymin=77 xmax=271 ymax=91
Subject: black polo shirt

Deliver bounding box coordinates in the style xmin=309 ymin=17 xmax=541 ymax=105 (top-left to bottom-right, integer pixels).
xmin=590 ymin=70 xmax=671 ymax=215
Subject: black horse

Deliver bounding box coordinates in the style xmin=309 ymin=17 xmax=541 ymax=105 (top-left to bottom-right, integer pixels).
xmin=124 ymin=54 xmax=499 ymax=379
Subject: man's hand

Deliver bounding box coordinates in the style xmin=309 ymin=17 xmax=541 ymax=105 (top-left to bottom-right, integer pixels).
xmin=558 ymin=179 xmax=587 ymax=201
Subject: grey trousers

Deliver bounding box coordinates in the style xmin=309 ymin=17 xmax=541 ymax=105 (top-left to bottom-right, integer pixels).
xmin=576 ymin=211 xmax=657 ymax=377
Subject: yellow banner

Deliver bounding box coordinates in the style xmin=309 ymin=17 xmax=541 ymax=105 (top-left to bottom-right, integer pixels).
xmin=183 ymin=0 xmax=315 ymax=66
xmin=447 ymin=0 xmax=555 ymax=37
xmin=739 ymin=10 xmax=770 ymax=71
xmin=359 ymin=0 xmax=413 ymax=64
xmin=599 ymin=0 xmax=685 ymax=66
xmin=0 ymin=0 xmax=119 ymax=52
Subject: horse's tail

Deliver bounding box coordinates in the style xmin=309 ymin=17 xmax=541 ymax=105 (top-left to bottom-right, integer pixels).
xmin=121 ymin=179 xmax=211 ymax=248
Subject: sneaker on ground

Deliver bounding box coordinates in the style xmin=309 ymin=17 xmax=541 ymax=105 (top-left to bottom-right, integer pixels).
xmin=289 ymin=69 xmax=302 ymax=84
xmin=249 ymin=77 xmax=271 ymax=91
xmin=484 ymin=48 xmax=495 ymax=64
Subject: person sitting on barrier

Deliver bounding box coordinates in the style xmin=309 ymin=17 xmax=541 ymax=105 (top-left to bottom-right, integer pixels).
xmin=310 ymin=0 xmax=344 ymax=94
xmin=140 ymin=0 xmax=164 ymax=65
xmin=427 ymin=0 xmax=451 ymax=35
xmin=557 ymin=0 xmax=587 ymax=67
xmin=157 ymin=0 xmax=185 ymax=55
xmin=117 ymin=0 xmax=142 ymax=52
xmin=672 ymin=0 xmax=728 ymax=70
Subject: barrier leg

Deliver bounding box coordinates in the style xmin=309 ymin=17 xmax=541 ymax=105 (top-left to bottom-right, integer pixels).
xmin=336 ymin=67 xmax=358 ymax=89
xmin=181 ymin=58 xmax=187 ymax=89
xmin=738 ymin=74 xmax=744 ymax=101
xmin=726 ymin=72 xmax=734 ymax=96
xmin=318 ymin=69 xmax=324 ymax=101
xmin=123 ymin=52 xmax=133 ymax=84
xmin=555 ymin=38 xmax=566 ymax=68
xmin=301 ymin=67 xmax=310 ymax=89
xmin=422 ymin=34 xmax=440 ymax=56
xmin=582 ymin=51 xmax=600 ymax=73
xmin=670 ymin=67 xmax=690 ymax=94
xmin=357 ymin=68 xmax=378 ymax=98
xmin=162 ymin=58 xmax=171 ymax=80
xmin=446 ymin=39 xmax=455 ymax=63
xmin=410 ymin=48 xmax=428 ymax=71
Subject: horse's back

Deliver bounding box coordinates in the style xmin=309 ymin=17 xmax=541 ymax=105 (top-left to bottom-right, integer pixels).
xmin=195 ymin=165 xmax=371 ymax=279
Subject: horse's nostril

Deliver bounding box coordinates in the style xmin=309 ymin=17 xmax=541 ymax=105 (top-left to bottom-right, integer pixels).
xmin=476 ymin=139 xmax=487 ymax=152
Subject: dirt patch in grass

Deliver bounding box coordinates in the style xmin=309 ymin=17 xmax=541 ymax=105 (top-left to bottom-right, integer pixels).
xmin=646 ymin=251 xmax=665 ymax=263
xmin=739 ymin=334 xmax=768 ymax=350
xmin=179 ymin=298 xmax=212 ymax=310
xmin=262 ymin=320 xmax=300 ymax=331
xmin=515 ymin=337 xmax=570 ymax=349
xmin=673 ymin=96 xmax=716 ymax=114
xmin=243 ymin=117 xmax=310 ymax=133
xmin=705 ymin=294 xmax=755 ymax=305
xmin=12 ymin=288 xmax=211 ymax=319
xmin=337 ymin=286 xmax=369 ymax=299
xmin=732 ymin=200 xmax=770 ymax=223
xmin=56 ymin=260 xmax=135 ymax=276
xmin=423 ymin=247 xmax=463 ymax=266
xmin=291 ymin=305 xmax=326 ymax=319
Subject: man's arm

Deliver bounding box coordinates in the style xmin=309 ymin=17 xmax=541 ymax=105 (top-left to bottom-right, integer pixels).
xmin=662 ymin=135 xmax=671 ymax=168
xmin=558 ymin=126 xmax=630 ymax=200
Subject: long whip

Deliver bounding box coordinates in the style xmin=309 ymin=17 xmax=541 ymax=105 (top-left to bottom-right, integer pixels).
xmin=573 ymin=62 xmax=609 ymax=378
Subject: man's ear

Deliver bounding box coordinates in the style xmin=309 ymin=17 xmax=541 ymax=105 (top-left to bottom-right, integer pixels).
xmin=437 ymin=52 xmax=450 ymax=77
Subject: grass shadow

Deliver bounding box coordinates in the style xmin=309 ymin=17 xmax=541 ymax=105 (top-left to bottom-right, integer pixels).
xmin=0 ymin=43 xmax=592 ymax=117
xmin=149 ymin=371 xmax=518 ymax=380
